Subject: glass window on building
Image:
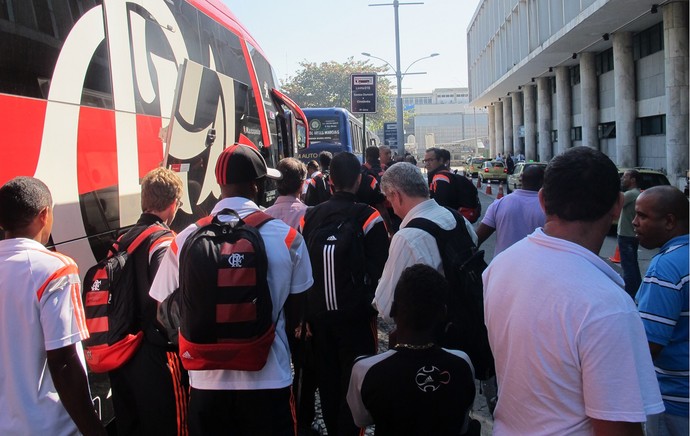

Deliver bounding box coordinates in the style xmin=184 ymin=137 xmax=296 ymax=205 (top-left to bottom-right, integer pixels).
xmin=636 ymin=115 xmax=666 ymax=136
xmin=596 ymin=48 xmax=614 ymax=75
xmin=633 ymin=22 xmax=664 ymax=60
xmin=571 ymin=126 xmax=582 ymax=141
xmin=570 ymin=65 xmax=580 ymax=86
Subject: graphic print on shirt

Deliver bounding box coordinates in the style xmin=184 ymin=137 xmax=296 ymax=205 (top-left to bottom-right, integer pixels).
xmin=415 ymin=366 xmax=451 ymax=392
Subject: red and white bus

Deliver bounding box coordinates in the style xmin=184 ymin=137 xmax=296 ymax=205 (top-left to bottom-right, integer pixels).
xmin=0 ymin=0 xmax=307 ymax=270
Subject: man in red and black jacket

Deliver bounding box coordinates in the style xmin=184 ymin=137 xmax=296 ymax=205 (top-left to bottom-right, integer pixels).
xmin=300 ymin=152 xmax=390 ymax=436
xmin=424 ymin=147 xmax=481 ymax=223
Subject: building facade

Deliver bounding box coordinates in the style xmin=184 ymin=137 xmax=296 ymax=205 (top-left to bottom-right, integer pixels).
xmin=397 ymin=88 xmax=490 ymax=162
xmin=467 ymin=0 xmax=689 ymax=187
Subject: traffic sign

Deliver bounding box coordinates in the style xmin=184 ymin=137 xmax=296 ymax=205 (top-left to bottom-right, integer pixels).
xmin=384 ymin=122 xmax=397 ymax=149
xmin=351 ymin=73 xmax=377 ymax=113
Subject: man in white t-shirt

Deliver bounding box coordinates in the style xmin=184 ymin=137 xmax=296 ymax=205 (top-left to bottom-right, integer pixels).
xmin=0 ymin=177 xmax=105 ymax=436
xmin=150 ymin=144 xmax=313 ymax=435
xmin=483 ymin=147 xmax=664 ymax=435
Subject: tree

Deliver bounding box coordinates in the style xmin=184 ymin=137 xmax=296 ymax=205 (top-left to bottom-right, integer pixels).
xmin=281 ymin=58 xmax=396 ymax=133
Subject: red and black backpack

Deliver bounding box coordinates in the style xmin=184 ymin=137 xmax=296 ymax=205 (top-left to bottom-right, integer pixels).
xmin=82 ymin=224 xmax=169 ymax=372
xmin=177 ymin=209 xmax=275 ymax=371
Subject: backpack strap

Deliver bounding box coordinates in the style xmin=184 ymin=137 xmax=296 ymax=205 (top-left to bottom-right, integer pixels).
xmin=406 ymin=217 xmax=447 ymax=252
xmin=243 ymin=210 xmax=274 ymax=229
xmin=407 ymin=208 xmax=475 ymax=250
xmin=126 ymin=225 xmax=168 ymax=254
xmin=109 ymin=224 xmax=168 ymax=257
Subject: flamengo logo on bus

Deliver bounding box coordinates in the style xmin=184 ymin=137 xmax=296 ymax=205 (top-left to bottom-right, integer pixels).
xmin=351 ymin=73 xmax=377 ymax=114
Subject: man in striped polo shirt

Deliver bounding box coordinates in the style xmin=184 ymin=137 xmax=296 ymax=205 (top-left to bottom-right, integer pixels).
xmin=634 ymin=185 xmax=689 ymax=436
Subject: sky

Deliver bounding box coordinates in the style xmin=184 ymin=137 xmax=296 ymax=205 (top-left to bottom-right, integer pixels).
xmin=225 ymin=0 xmax=482 ymax=92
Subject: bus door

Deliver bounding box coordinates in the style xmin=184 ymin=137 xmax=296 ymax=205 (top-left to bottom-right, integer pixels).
xmin=164 ymin=59 xmax=258 ymax=227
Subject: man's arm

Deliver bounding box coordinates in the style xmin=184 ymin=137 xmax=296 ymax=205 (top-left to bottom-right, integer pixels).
xmin=649 ymin=341 xmax=663 ymax=357
xmin=373 ymin=234 xmax=415 ymax=321
xmin=591 ymin=419 xmax=643 ymax=436
xmin=364 ymin=217 xmax=390 ymax=283
xmin=430 ymin=175 xmax=454 ymax=208
xmin=46 ymin=344 xmax=106 ymax=436
xmin=475 ymin=223 xmax=495 ymax=247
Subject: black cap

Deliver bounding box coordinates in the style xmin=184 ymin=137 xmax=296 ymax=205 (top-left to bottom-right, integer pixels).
xmin=215 ymin=144 xmax=282 ymax=185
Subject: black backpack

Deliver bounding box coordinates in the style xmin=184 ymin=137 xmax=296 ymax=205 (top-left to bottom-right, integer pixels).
xmin=82 ymin=224 xmax=169 ymax=373
xmin=407 ymin=210 xmax=495 ymax=380
xmin=178 ymin=209 xmax=275 ymax=371
xmin=303 ymin=203 xmax=371 ymax=317
xmin=439 ymin=170 xmax=482 ymax=223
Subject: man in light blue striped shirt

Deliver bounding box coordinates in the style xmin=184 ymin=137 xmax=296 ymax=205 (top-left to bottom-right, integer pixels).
xmin=634 ymin=185 xmax=689 ymax=436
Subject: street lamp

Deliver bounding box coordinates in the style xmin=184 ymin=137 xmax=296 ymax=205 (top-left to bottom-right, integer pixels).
xmin=367 ymin=0 xmax=437 ymax=153
xmin=361 ymin=51 xmax=439 ymax=152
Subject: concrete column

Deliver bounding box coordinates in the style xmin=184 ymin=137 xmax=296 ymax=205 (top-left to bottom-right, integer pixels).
xmin=494 ymin=101 xmax=504 ymax=158
xmin=580 ymin=52 xmax=599 ymax=149
xmin=556 ymin=66 xmax=572 ymax=154
xmin=503 ymin=96 xmax=513 ymax=156
xmin=664 ymin=1 xmax=689 ymax=187
xmin=488 ymin=105 xmax=496 ymax=158
xmin=613 ymin=32 xmax=636 ymax=167
xmin=523 ymin=84 xmax=537 ymax=161
xmin=537 ymin=77 xmax=553 ymax=161
xmin=511 ymin=91 xmax=524 ymax=155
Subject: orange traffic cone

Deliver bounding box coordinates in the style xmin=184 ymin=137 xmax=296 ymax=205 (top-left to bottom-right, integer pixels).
xmin=609 ymin=245 xmax=621 ymax=263
xmin=485 ymin=182 xmax=492 ymax=195
xmin=496 ymin=182 xmax=505 ymax=199
xmin=476 ymin=176 xmax=481 ymax=188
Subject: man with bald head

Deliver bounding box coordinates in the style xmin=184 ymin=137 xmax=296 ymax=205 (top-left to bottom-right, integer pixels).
xmin=633 ymin=186 xmax=689 ymax=436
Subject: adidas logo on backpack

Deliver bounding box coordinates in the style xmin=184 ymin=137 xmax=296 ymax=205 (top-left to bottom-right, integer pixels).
xmin=177 ymin=209 xmax=276 ymax=371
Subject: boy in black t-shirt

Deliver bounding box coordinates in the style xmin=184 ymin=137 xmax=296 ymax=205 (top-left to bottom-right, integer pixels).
xmin=347 ymin=264 xmax=478 ymax=436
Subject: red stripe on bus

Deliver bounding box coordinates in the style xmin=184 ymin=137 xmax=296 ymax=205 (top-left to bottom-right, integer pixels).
xmin=77 ymin=106 xmax=117 ymax=195
xmin=0 ymin=94 xmax=45 ymax=185
xmin=136 ymin=114 xmax=164 ymax=179
xmin=216 ymin=303 xmax=257 ymax=323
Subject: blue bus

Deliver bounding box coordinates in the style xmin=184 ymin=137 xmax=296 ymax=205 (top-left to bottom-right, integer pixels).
xmin=297 ymin=108 xmax=379 ymax=163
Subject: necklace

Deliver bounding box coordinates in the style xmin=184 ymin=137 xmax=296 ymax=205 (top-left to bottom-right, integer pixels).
xmin=394 ymin=342 xmax=435 ymax=350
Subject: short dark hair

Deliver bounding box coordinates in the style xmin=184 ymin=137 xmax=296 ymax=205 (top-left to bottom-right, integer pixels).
xmin=276 ymin=157 xmax=306 ymax=195
xmin=542 ymin=147 xmax=619 ymax=221
xmin=329 ymin=152 xmax=361 ymax=191
xmin=521 ymin=165 xmax=545 ymax=191
xmin=426 ymin=147 xmax=443 ymax=161
xmin=318 ymin=151 xmax=333 ymax=170
xmin=0 ymin=177 xmax=52 ymax=232
xmin=439 ymin=148 xmax=451 ymax=163
xmin=392 ymin=264 xmax=448 ymax=331
xmin=307 ymin=160 xmax=319 ymax=171
xmin=365 ymin=146 xmax=380 ymax=162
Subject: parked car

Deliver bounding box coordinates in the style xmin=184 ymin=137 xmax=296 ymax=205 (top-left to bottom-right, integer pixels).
xmin=506 ymin=161 xmax=548 ymax=193
xmin=467 ymin=157 xmax=490 ymax=177
xmin=618 ymin=168 xmax=670 ymax=190
xmin=479 ymin=160 xmax=508 ymax=183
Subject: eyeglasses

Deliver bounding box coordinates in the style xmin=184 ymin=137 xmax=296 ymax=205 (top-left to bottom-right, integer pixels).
xmin=422 ymin=158 xmax=437 ymax=164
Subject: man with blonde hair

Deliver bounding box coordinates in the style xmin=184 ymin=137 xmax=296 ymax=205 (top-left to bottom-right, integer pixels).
xmin=107 ymin=167 xmax=189 ymax=436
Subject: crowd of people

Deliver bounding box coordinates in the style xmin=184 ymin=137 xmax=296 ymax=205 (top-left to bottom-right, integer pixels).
xmin=0 ymin=143 xmax=687 ymax=436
